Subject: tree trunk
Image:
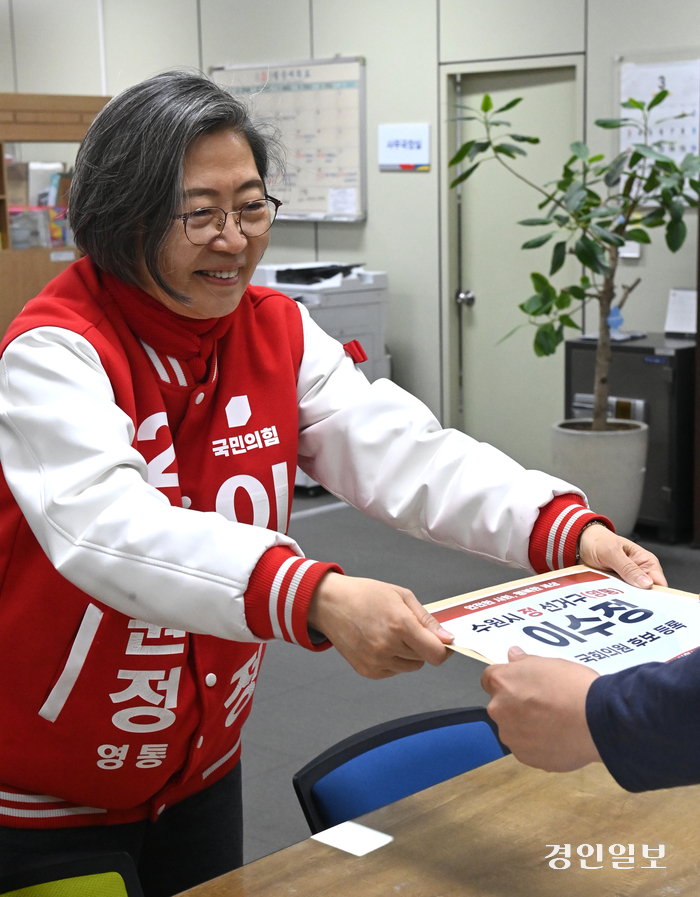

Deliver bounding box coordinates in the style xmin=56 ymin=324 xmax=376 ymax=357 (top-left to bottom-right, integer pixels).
xmin=592 ymin=249 xmax=618 ymax=431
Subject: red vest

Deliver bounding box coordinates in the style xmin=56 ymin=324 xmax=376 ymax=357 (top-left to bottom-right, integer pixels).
xmin=0 ymin=259 xmax=304 ymax=826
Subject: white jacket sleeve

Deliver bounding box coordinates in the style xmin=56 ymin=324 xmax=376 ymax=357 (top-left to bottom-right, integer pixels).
xmin=0 ymin=326 xmax=299 ymax=640
xmin=296 ymin=306 xmax=583 ymax=571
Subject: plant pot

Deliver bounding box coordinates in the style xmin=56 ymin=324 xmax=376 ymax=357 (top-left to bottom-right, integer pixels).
xmin=550 ymin=419 xmax=649 ymax=538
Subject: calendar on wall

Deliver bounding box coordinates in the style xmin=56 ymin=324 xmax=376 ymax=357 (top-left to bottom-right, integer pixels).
xmin=210 ymin=57 xmax=366 ymax=223
xmin=618 ymin=59 xmax=700 ymax=164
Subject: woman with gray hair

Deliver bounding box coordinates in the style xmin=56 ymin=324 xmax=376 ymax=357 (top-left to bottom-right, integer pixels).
xmin=0 ymin=70 xmax=663 ymax=894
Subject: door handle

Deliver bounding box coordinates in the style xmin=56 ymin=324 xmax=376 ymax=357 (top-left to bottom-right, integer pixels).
xmin=455 ymin=289 xmax=475 ymax=307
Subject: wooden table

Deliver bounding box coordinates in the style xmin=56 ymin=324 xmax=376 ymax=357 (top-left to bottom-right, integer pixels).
xmin=179 ymin=754 xmax=700 ymax=896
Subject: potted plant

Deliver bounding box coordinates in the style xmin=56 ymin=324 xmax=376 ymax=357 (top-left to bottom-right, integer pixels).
xmin=449 ymin=91 xmax=700 ymax=535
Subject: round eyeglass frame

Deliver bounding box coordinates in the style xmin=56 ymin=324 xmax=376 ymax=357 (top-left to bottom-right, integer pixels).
xmin=175 ymin=196 xmax=283 ymax=244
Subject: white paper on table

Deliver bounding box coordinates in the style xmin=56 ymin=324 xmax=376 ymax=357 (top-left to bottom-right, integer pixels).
xmin=311 ymin=821 xmax=394 ymax=856
xmin=430 ymin=567 xmax=700 ymax=674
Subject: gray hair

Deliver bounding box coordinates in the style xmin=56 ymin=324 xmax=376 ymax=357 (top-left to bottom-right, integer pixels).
xmin=69 ymin=70 xmax=283 ymax=303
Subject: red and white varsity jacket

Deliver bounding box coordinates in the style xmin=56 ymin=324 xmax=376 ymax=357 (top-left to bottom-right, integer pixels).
xmin=0 ymin=258 xmax=606 ymax=828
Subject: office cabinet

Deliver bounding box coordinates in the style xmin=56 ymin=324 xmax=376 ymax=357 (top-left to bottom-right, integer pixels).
xmin=565 ymin=334 xmax=695 ymax=542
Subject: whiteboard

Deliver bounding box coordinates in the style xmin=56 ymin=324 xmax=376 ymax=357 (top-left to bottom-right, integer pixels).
xmin=211 ymin=57 xmax=366 ymax=222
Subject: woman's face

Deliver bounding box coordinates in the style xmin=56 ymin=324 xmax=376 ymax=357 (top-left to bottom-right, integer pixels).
xmin=142 ymin=129 xmax=270 ymax=319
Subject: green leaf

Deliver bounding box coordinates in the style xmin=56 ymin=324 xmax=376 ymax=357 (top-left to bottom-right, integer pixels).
xmin=468 ymin=140 xmax=491 ymax=160
xmin=448 ymin=140 xmax=476 ymax=167
xmin=530 ymin=272 xmax=553 ymax=295
xmin=499 ymin=142 xmax=527 ymax=155
xmin=647 ymin=89 xmax=669 ymax=111
xmin=518 ymin=217 xmax=553 ymax=226
xmin=666 ymin=217 xmax=687 ymax=252
xmin=587 ymin=206 xmax=619 ymax=218
xmin=604 ymin=152 xmax=628 ymax=187
xmin=496 ymin=323 xmax=527 ymax=345
xmin=559 ymin=314 xmax=581 ymax=329
xmin=575 ymin=235 xmax=609 ymax=275
xmin=642 ymin=170 xmax=660 ymax=193
xmin=534 ymin=323 xmax=561 ymax=357
xmin=569 ymin=285 xmax=586 ymax=300
xmin=632 ymin=143 xmax=674 ymax=165
xmin=522 ymin=233 xmax=554 ymax=249
xmin=622 ymin=98 xmax=645 ymax=110
xmin=520 ymin=231 xmax=554 ymax=249
xmin=669 ymin=197 xmax=685 ymax=221
xmin=625 ymin=227 xmax=651 ymax=244
xmin=494 ymin=97 xmax=522 ymax=113
xmin=509 ymin=134 xmax=540 ymax=144
xmin=550 ymin=241 xmax=567 ymax=275
xmin=493 ymin=143 xmax=525 ymax=159
xmin=449 ymin=162 xmax=480 ymax=188
xmin=590 ymin=223 xmax=626 ymax=246
xmin=570 ymin=141 xmax=590 ymax=160
xmin=481 ymin=94 xmax=493 ymax=112
xmin=520 ymin=294 xmax=549 ymax=316
xmin=563 ymin=184 xmax=588 ymax=213
xmin=640 ymin=207 xmax=665 ymax=227
xmin=595 ymin=117 xmax=634 ymax=129
xmin=657 ymin=174 xmax=682 ymax=192
xmin=589 ymin=154 xmax=605 ymax=163
xmin=681 ymin=154 xmax=700 ymax=176
xmin=555 ymin=289 xmax=571 ymax=309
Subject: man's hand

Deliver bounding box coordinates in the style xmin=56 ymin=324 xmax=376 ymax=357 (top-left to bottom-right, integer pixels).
xmin=481 ymin=647 xmax=602 ymax=772
xmin=308 ymin=572 xmax=453 ymax=679
xmin=579 ymin=524 xmax=666 ymax=589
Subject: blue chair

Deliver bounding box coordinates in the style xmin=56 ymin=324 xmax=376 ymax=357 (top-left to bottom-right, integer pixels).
xmin=0 ymin=852 xmax=144 ymax=897
xmin=293 ymin=706 xmax=510 ymax=833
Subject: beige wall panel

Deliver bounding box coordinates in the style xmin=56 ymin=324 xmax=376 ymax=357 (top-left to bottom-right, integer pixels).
xmin=586 ymin=0 xmax=700 ymax=336
xmin=440 ymin=0 xmax=585 ymax=63
xmin=12 ymin=0 xmax=102 ymax=94
xmin=200 ymin=0 xmax=310 ymax=72
xmin=0 ymin=0 xmax=14 ymax=92
xmin=103 ymin=0 xmax=200 ymax=94
xmin=265 ymin=221 xmax=317 ymax=264
xmin=313 ymin=0 xmax=442 ymax=415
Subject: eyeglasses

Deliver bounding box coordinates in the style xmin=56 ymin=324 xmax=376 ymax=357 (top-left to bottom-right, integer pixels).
xmin=175 ymin=196 xmax=283 ymax=244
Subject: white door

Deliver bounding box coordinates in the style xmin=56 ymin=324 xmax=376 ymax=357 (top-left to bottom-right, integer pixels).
xmin=443 ymin=61 xmax=583 ymax=472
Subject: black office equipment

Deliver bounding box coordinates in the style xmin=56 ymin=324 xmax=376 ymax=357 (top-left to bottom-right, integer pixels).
xmin=565 ymin=333 xmax=695 ymax=542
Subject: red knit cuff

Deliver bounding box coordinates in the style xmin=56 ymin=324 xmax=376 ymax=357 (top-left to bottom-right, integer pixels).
xmin=244 ymin=546 xmax=343 ymax=651
xmin=528 ymin=493 xmax=614 ymax=573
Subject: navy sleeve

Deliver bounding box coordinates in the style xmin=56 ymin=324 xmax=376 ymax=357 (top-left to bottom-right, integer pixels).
xmin=586 ymin=648 xmax=700 ymax=792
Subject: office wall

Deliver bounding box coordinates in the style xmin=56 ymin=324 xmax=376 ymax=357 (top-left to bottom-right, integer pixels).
xmin=1 ymin=0 xmax=698 ymax=467
xmin=586 ymin=0 xmax=700 ymax=337
xmin=0 ymin=0 xmax=14 ymax=91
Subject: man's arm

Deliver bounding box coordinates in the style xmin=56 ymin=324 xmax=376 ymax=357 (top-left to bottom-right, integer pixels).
xmin=482 ymin=644 xmax=700 ymax=791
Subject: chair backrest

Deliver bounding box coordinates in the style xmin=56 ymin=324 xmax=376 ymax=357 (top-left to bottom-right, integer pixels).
xmin=0 ymin=852 xmax=144 ymax=897
xmin=293 ymin=706 xmax=510 ymax=833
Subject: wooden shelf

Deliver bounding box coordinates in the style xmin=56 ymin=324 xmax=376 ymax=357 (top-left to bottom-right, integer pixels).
xmin=0 ymin=93 xmax=109 ymax=143
xmin=0 ymin=91 xmax=109 ymax=255
xmin=0 ymin=92 xmax=109 ymax=333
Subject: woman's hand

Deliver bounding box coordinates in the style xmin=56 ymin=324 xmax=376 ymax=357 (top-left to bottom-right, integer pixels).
xmin=578 ymin=525 xmax=666 ymax=589
xmin=481 ymin=647 xmax=602 ymax=772
xmin=307 ymin=572 xmax=454 ymax=679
